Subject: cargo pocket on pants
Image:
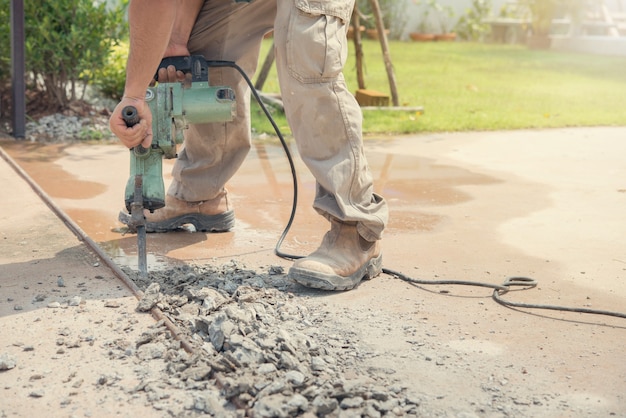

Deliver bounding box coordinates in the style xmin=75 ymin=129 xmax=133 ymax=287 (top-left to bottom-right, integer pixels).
xmin=287 ymin=1 xmax=350 ymax=83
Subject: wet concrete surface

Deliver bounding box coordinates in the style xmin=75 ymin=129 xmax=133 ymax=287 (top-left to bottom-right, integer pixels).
xmin=2 ymin=128 xmax=626 ymax=300
xmin=2 ymin=136 xmax=491 ymax=273
xmin=4 ymin=127 xmax=626 ymax=298
xmin=2 ymin=127 xmax=626 ymax=415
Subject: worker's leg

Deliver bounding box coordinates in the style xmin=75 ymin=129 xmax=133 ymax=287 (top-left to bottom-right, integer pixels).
xmin=170 ymin=0 xmax=276 ymax=202
xmin=274 ymin=0 xmax=388 ymax=289
xmin=141 ymin=0 xmax=276 ymax=232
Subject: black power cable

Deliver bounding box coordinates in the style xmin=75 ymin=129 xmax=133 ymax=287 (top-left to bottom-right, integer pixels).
xmin=209 ymin=60 xmax=626 ymax=321
xmin=385 ymin=269 xmax=626 ymax=319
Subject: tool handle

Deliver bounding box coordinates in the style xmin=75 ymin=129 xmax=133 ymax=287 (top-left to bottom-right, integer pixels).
xmin=155 ymin=55 xmax=208 ymax=82
xmin=121 ymin=105 xmax=149 ymax=155
xmin=121 ymin=105 xmax=140 ymax=127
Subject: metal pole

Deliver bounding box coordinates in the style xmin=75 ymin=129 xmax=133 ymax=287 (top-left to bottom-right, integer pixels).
xmin=10 ymin=0 xmax=26 ymax=139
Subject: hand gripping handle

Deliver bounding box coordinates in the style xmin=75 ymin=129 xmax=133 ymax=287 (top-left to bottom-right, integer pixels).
xmin=121 ymin=105 xmax=140 ymax=127
xmin=155 ymin=55 xmax=209 ymax=82
xmin=121 ymin=105 xmax=149 ymax=155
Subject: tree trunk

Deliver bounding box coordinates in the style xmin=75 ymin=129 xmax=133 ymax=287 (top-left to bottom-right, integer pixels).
xmin=352 ymin=7 xmax=366 ymax=90
xmin=369 ymin=0 xmax=399 ymax=106
xmin=255 ymin=41 xmax=275 ymax=91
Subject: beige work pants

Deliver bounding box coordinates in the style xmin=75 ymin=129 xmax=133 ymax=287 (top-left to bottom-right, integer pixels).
xmin=172 ymin=0 xmax=387 ymax=241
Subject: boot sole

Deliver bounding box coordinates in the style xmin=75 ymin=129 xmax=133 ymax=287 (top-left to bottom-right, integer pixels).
xmin=118 ymin=210 xmax=235 ymax=233
xmin=288 ymin=253 xmax=383 ymax=291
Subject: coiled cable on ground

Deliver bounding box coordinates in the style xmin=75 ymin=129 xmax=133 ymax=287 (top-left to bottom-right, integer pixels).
xmin=384 ymin=268 xmax=626 ymax=319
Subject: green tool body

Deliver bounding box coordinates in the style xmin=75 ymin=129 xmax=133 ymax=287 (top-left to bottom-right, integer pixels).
xmin=124 ymin=55 xmax=236 ymax=213
xmin=122 ymin=56 xmax=236 ymax=276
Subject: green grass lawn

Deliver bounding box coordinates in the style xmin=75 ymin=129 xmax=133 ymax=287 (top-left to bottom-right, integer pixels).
xmin=251 ymin=39 xmax=626 ymax=136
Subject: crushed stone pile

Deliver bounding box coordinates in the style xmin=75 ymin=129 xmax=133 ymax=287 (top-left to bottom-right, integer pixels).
xmin=25 ymin=113 xmax=113 ymax=143
xmin=116 ymin=261 xmax=423 ymax=417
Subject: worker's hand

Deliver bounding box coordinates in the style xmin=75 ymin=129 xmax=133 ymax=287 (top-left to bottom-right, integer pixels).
xmin=156 ymin=64 xmax=187 ymax=83
xmin=155 ymin=43 xmax=191 ymax=84
xmin=109 ymin=97 xmax=153 ymax=149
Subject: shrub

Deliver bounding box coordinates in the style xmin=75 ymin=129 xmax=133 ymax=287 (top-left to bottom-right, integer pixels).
xmin=0 ymin=3 xmax=10 ymax=82
xmin=356 ymin=0 xmax=409 ymax=39
xmin=455 ymin=0 xmax=492 ymax=41
xmin=0 ymin=0 xmax=127 ymax=113
xmin=92 ymin=41 xmax=128 ymax=101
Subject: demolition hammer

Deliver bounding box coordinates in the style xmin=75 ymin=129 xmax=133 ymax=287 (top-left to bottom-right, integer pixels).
xmin=120 ymin=55 xmax=236 ymax=277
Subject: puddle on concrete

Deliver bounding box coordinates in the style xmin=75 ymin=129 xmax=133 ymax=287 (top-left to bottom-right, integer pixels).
xmin=365 ymin=149 xmax=500 ymax=234
xmin=2 ymin=137 xmax=501 ymax=271
xmin=1 ymin=141 xmax=106 ymax=199
xmin=98 ymin=240 xmax=175 ymax=272
xmin=369 ymin=151 xmax=499 ymax=206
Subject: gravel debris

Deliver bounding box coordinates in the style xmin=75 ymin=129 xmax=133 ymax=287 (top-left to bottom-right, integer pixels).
xmin=113 ymin=261 xmax=422 ymax=417
xmin=104 ymin=300 xmax=121 ymax=308
xmin=24 ymin=113 xmax=113 ymax=143
xmin=0 ymin=353 xmax=17 ymax=370
xmin=68 ymin=296 xmax=82 ymax=306
xmin=29 ymin=390 xmax=45 ymax=398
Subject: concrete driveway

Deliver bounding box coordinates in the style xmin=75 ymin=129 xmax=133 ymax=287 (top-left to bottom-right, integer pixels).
xmin=1 ymin=126 xmax=625 ymax=416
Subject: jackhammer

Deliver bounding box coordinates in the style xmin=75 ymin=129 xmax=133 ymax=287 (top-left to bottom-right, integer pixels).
xmin=120 ymin=55 xmax=236 ymax=277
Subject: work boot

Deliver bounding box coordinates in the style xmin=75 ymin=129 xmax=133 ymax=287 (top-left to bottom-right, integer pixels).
xmin=119 ymin=189 xmax=234 ymax=233
xmin=289 ymin=218 xmax=382 ymax=291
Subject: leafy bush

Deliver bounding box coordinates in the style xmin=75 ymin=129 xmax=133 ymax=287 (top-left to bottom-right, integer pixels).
xmin=356 ymin=0 xmax=409 ymax=39
xmin=455 ymin=0 xmax=492 ymax=41
xmin=92 ymin=41 xmax=128 ymax=101
xmin=0 ymin=3 xmax=10 ymax=82
xmin=0 ymin=0 xmax=127 ymax=112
